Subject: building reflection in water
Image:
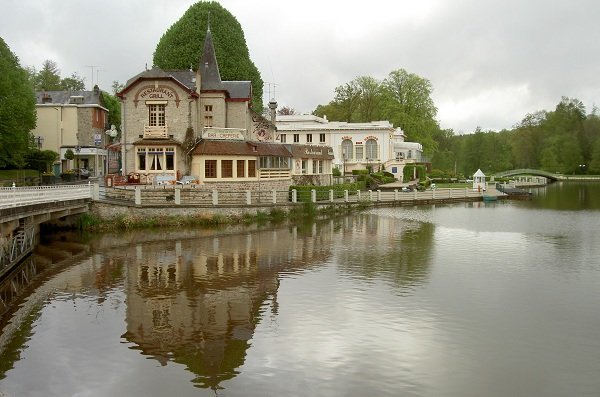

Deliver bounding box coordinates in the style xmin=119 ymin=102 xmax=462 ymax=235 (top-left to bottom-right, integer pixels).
xmin=121 ymin=222 xmax=334 ymax=390
xmin=335 ymin=213 xmax=435 ymax=290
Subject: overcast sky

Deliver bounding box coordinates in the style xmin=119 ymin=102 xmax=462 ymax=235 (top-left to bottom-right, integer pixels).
xmin=3 ymin=0 xmax=599 ymax=132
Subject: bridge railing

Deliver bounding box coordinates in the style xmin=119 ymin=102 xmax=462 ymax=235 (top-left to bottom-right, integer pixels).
xmin=0 ymin=184 xmax=93 ymax=209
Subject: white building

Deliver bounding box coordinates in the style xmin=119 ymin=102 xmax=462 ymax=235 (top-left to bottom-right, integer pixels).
xmin=276 ymin=115 xmax=424 ymax=181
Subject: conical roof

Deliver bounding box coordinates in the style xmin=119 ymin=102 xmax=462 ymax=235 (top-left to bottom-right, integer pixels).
xmin=199 ymin=28 xmax=224 ymax=91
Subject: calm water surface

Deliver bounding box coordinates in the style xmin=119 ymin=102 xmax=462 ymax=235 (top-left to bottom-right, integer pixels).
xmin=1 ymin=182 xmax=599 ymax=397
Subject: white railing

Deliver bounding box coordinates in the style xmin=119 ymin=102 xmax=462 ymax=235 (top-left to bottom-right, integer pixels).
xmin=0 ymin=184 xmax=93 ymax=209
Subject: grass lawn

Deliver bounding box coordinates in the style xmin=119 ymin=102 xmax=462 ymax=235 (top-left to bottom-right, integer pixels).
xmin=0 ymin=169 xmax=39 ymax=186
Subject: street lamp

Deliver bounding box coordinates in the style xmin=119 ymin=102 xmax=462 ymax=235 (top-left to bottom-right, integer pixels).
xmin=75 ymin=145 xmax=81 ymax=179
xmin=579 ymin=164 xmax=586 ymax=174
xmin=35 ymin=136 xmax=44 ymax=185
xmin=35 ymin=136 xmax=44 ymax=150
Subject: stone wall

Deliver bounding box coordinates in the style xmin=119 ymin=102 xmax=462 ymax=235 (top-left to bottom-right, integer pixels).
xmin=91 ymin=201 xmax=297 ymax=221
xmin=105 ymin=179 xmax=293 ymax=206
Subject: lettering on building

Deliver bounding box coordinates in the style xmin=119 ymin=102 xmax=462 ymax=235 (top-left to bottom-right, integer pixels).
xmin=133 ymin=85 xmax=181 ymax=108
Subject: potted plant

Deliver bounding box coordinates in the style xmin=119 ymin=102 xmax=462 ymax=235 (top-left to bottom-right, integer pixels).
xmin=41 ymin=171 xmax=56 ymax=185
xmin=60 ymin=169 xmax=75 ymax=182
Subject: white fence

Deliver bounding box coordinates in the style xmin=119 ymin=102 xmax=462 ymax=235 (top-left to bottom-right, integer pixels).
xmin=0 ymin=183 xmax=93 ymax=209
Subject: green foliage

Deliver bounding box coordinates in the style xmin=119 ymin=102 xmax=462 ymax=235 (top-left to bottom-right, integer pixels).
xmin=403 ymin=164 xmax=426 ymax=182
xmin=314 ymin=69 xmax=440 ymax=154
xmin=430 ymin=96 xmax=600 ymax=176
xmin=64 ymin=149 xmax=74 ymax=160
xmin=26 ymin=149 xmax=58 ymax=172
xmin=153 ymin=1 xmax=263 ymax=110
xmin=60 ymin=72 xmax=86 ymax=90
xmin=101 ymin=91 xmax=121 ymax=138
xmin=0 ymin=38 xmax=37 ymax=168
xmin=332 ymin=167 xmax=341 ymax=177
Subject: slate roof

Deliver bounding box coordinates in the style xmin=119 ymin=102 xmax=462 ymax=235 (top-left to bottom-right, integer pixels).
xmin=193 ymin=140 xmax=292 ymax=157
xmin=119 ymin=29 xmax=251 ymax=101
xmin=35 ymin=90 xmax=104 ymax=106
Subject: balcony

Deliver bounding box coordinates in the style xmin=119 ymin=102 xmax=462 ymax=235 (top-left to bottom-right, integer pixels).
xmin=144 ymin=125 xmax=169 ymax=139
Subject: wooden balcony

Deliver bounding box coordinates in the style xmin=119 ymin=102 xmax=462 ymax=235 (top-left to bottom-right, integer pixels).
xmin=144 ymin=125 xmax=169 ymax=139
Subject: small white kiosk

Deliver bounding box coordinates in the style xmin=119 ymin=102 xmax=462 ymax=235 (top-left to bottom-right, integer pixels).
xmin=473 ymin=169 xmax=486 ymax=192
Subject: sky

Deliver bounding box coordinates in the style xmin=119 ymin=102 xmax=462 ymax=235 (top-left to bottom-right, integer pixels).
xmin=3 ymin=0 xmax=600 ymax=133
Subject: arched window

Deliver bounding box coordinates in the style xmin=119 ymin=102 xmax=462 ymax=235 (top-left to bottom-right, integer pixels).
xmin=365 ymin=139 xmax=378 ymax=161
xmin=341 ymin=139 xmax=353 ymax=160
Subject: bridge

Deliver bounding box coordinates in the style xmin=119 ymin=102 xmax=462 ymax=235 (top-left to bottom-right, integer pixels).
xmin=494 ymin=168 xmax=600 ymax=182
xmin=493 ymin=169 xmax=563 ymax=181
xmin=0 ymin=184 xmax=93 ymax=279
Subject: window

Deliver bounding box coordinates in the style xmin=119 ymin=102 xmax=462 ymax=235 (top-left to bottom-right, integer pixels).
xmin=260 ymin=156 xmax=290 ymax=169
xmin=137 ymin=148 xmax=146 ymax=170
xmin=293 ymin=134 xmax=299 ymax=143
xmin=312 ymin=160 xmax=317 ymax=174
xmin=355 ymin=145 xmax=364 ymax=161
xmin=341 ymin=139 xmax=353 ymax=160
xmin=136 ymin=147 xmax=175 ymax=172
xmin=237 ymin=160 xmax=245 ymax=178
xmin=221 ymin=160 xmax=233 ymax=178
xmin=205 ymin=160 xmax=217 ymax=178
xmin=301 ymin=159 xmax=308 ymax=174
xmin=317 ymin=160 xmax=323 ymax=174
xmin=320 ymin=133 xmax=326 ymax=143
xmin=280 ymin=134 xmax=286 ymax=143
xmin=248 ymin=160 xmax=256 ymax=177
xmin=204 ymin=105 xmax=213 ymax=112
xmin=204 ymin=115 xmax=213 ymax=127
xmin=148 ymin=104 xmax=165 ymax=126
xmin=307 ymin=134 xmax=312 ymax=143
xmin=365 ymin=139 xmax=378 ymax=160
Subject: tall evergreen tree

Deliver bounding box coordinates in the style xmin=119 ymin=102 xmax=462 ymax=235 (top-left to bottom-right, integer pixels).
xmin=153 ymin=1 xmax=264 ymax=110
xmin=0 ymin=37 xmax=36 ymax=168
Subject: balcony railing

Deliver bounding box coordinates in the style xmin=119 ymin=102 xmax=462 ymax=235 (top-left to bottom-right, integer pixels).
xmin=144 ymin=125 xmax=169 ymax=139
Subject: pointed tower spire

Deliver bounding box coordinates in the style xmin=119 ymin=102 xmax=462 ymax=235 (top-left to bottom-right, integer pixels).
xmin=198 ymin=21 xmax=223 ymax=91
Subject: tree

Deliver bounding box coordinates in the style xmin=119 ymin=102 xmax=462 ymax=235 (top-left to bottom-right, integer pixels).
xmin=101 ymin=91 xmax=121 ymax=138
xmin=112 ymin=80 xmax=124 ymax=95
xmin=314 ymin=69 xmax=441 ymax=154
xmin=0 ymin=37 xmax=37 ymax=168
xmin=60 ymin=72 xmax=86 ymax=90
xmin=277 ymin=106 xmax=297 ymax=116
xmin=34 ymin=59 xmax=62 ymax=91
xmin=381 ymin=69 xmax=440 ymax=154
xmin=153 ymin=1 xmax=264 ymax=110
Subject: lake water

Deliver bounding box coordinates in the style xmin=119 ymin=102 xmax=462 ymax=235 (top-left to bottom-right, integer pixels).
xmin=0 ymin=182 xmax=599 ymax=397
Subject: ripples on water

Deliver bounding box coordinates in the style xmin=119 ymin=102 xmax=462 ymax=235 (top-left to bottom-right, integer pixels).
xmin=1 ymin=183 xmax=599 ymax=396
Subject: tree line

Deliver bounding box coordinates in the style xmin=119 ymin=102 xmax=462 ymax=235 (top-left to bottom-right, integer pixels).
xmin=431 ymin=97 xmax=600 ymax=176
xmin=312 ymin=71 xmax=600 ymax=177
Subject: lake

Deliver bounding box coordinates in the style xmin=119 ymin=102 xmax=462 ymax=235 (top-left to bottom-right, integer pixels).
xmin=0 ymin=182 xmax=599 ymax=396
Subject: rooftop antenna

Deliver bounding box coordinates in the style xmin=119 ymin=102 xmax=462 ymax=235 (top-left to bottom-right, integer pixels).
xmin=264 ymin=82 xmax=278 ymax=100
xmin=85 ymin=65 xmax=99 ymax=90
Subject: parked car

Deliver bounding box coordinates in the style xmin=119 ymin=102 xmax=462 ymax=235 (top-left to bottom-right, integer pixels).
xmin=78 ymin=168 xmax=90 ymax=179
xmin=176 ymin=175 xmax=199 ymax=185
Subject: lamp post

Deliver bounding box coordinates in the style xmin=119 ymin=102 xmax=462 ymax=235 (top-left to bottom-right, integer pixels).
xmin=75 ymin=145 xmax=81 ymax=179
xmin=579 ymin=164 xmax=586 ymax=174
xmin=35 ymin=136 xmax=44 ymax=185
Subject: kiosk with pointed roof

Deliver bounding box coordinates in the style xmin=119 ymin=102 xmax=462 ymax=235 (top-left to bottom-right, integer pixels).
xmin=473 ymin=168 xmax=486 ymax=192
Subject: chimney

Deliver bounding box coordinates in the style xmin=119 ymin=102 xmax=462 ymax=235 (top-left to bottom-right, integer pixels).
xmin=268 ymin=98 xmax=277 ymax=125
xmin=42 ymin=93 xmax=52 ymax=103
xmin=93 ymin=84 xmax=99 ymax=95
